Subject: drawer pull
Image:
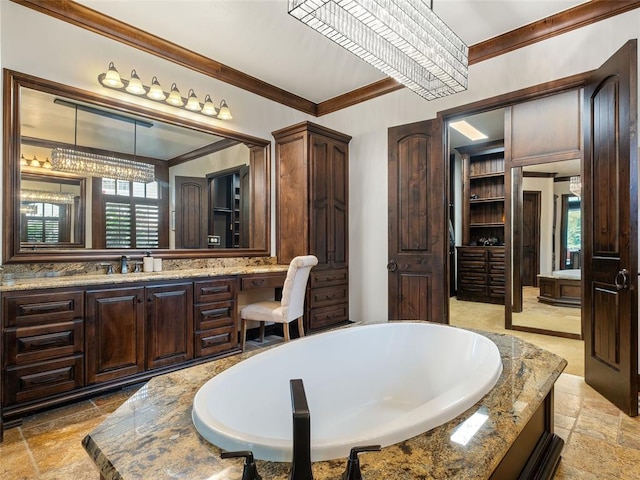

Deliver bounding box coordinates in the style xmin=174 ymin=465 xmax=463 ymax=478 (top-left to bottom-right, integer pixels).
xmin=201 ymin=286 xmax=229 ymax=295
xmin=20 ymin=301 xmax=74 ymax=315
xmin=251 ymin=279 xmax=265 ymax=287
xmin=202 ymin=307 xmax=230 ymax=318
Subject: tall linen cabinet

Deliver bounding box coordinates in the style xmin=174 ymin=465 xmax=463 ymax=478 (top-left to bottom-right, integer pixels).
xmin=273 ymin=121 xmax=351 ymax=333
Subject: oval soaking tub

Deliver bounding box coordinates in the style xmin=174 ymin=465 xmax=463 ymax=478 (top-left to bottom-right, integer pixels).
xmin=192 ymin=322 xmax=502 ymax=462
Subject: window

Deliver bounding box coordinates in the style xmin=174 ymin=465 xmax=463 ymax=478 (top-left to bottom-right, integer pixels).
xmin=561 ymin=194 xmax=581 ymax=269
xmin=22 ymin=202 xmax=63 ymax=243
xmin=100 ymin=178 xmax=160 ymax=248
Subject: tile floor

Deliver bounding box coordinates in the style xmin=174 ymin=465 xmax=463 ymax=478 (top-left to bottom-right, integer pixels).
xmin=0 ymin=303 xmax=638 ymax=479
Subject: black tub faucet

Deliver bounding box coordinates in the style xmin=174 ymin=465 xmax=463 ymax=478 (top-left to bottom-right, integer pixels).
xmin=289 ymin=379 xmax=313 ymax=480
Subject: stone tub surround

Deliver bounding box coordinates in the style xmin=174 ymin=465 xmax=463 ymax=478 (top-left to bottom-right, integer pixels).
xmin=83 ymin=325 xmax=567 ymax=479
xmin=0 ymin=256 xmax=278 ymax=285
xmin=0 ymin=257 xmax=285 ymax=291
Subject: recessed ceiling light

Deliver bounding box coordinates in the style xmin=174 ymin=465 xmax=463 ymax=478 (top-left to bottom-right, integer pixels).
xmin=450 ymin=120 xmax=488 ymax=141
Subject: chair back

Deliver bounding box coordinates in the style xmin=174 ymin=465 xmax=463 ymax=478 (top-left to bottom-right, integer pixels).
xmin=280 ymin=255 xmax=318 ymax=321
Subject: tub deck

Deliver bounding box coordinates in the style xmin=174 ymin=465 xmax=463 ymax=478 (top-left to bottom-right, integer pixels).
xmin=83 ymin=323 xmax=567 ymax=480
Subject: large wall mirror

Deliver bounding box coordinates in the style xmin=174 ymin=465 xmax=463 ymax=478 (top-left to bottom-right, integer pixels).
xmin=510 ymin=159 xmax=582 ymax=339
xmin=3 ymin=70 xmax=271 ymax=262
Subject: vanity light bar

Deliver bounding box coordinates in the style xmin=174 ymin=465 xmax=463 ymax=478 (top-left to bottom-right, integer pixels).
xmin=51 ymin=148 xmax=155 ymax=183
xmin=98 ymin=62 xmax=233 ymax=120
xmin=22 ymin=189 xmax=76 ymax=204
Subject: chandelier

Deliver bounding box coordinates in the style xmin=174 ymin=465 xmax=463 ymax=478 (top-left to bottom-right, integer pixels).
xmin=288 ymin=0 xmax=468 ymax=100
xmin=51 ymin=148 xmax=155 ymax=183
xmin=569 ymin=175 xmax=581 ymax=198
xmin=49 ymin=102 xmax=156 ymax=183
xmin=22 ymin=189 xmax=76 ymax=204
xmin=99 ymin=63 xmax=233 ymax=120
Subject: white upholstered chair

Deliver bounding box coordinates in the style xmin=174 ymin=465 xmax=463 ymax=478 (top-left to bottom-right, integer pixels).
xmin=240 ymin=255 xmax=318 ymax=351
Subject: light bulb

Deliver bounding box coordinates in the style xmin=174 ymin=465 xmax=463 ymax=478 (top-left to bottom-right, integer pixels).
xmin=101 ymin=62 xmax=124 ymax=88
xmin=202 ymin=95 xmax=217 ymax=116
xmin=147 ymin=76 xmax=166 ymax=101
xmin=217 ymin=100 xmax=233 ymax=120
xmin=126 ymin=69 xmax=146 ymax=95
xmin=185 ymin=89 xmax=202 ymax=111
xmin=166 ymin=83 xmax=184 ymax=106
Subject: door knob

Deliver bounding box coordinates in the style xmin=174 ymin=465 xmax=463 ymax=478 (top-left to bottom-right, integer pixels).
xmin=387 ymin=259 xmax=398 ymax=272
xmin=615 ymin=269 xmax=629 ymax=290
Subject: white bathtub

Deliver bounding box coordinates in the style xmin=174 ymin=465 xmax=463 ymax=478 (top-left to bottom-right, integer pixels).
xmin=192 ymin=322 xmax=503 ymax=462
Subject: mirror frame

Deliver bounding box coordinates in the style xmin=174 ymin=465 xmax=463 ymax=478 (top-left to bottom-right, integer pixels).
xmin=3 ymin=69 xmax=271 ymax=263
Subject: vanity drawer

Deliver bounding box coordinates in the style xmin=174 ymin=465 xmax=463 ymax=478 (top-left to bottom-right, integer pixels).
xmin=309 ymin=285 xmax=348 ymax=309
xmin=194 ymin=326 xmax=236 ymax=358
xmin=4 ymin=291 xmax=84 ymax=328
xmin=308 ymin=304 xmax=348 ymax=331
xmin=310 ymin=268 xmax=348 ymax=288
xmin=3 ymin=354 xmax=84 ymax=405
xmin=240 ymin=273 xmax=286 ymax=291
xmin=5 ymin=320 xmax=83 ymax=366
xmin=194 ymin=300 xmax=236 ymax=331
xmin=194 ymin=278 xmax=237 ymax=303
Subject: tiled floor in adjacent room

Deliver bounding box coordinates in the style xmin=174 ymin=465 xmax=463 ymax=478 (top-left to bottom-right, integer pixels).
xmin=1 ymin=301 xmax=639 ymax=479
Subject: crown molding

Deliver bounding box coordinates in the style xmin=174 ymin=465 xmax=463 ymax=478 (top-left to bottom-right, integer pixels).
xmin=10 ymin=0 xmax=640 ymax=116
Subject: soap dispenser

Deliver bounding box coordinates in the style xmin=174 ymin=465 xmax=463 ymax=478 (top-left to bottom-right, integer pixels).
xmin=143 ymin=252 xmax=154 ymax=273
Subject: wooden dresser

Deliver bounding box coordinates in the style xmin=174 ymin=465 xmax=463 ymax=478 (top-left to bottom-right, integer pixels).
xmin=456 ymin=246 xmax=505 ymax=305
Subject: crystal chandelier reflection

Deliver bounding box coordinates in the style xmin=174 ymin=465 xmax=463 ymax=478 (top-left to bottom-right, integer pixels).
xmin=288 ymin=0 xmax=468 ymax=100
xmin=569 ymin=175 xmax=581 ymax=198
xmin=50 ymin=148 xmax=155 ymax=183
xmin=22 ymin=189 xmax=76 ymax=204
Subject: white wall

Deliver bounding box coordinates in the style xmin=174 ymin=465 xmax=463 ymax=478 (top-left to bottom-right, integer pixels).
xmin=1 ymin=3 xmax=639 ymax=326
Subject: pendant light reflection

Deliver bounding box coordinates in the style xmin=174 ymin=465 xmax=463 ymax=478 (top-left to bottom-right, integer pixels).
xmin=98 ymin=63 xmax=233 ymax=120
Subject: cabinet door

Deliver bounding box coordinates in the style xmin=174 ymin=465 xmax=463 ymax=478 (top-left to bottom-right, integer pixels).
xmin=86 ymin=287 xmax=145 ymax=384
xmin=146 ymin=283 xmax=194 ymax=370
xmin=330 ymin=139 xmax=348 ymax=268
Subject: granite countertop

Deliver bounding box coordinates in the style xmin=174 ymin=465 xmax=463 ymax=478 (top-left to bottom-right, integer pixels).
xmin=82 ymin=324 xmax=567 ymax=480
xmin=0 ymin=264 xmax=289 ymax=292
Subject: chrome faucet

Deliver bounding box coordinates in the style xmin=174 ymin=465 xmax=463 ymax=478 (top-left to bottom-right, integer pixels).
xmin=289 ymin=379 xmax=313 ymax=480
xmin=120 ymin=255 xmax=129 ymax=274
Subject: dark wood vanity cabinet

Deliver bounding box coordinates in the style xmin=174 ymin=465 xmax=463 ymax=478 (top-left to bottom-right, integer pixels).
xmin=274 ymin=121 xmax=351 ymax=332
xmin=1 ymin=276 xmax=245 ymax=429
xmin=193 ymin=277 xmax=238 ymax=358
xmin=2 ymin=289 xmax=85 ymax=406
xmin=85 ymin=287 xmax=145 ymax=385
xmin=146 ymin=283 xmax=194 ymax=369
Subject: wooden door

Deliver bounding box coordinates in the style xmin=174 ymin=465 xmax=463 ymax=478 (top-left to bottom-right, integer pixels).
xmin=175 ymin=176 xmax=208 ymax=249
xmin=388 ymin=119 xmax=446 ymax=322
xmin=146 ymin=283 xmax=194 ymax=370
xmin=583 ymin=39 xmax=638 ymax=416
xmin=86 ymin=287 xmax=145 ymax=385
xmin=522 ymin=191 xmax=541 ymax=286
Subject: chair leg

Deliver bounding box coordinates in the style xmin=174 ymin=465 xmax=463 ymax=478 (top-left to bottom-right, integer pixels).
xmin=241 ymin=318 xmax=247 ymax=352
xmin=259 ymin=321 xmax=265 ymax=342
xmin=283 ymin=322 xmax=290 ymax=342
xmin=297 ymin=317 xmax=305 ymax=338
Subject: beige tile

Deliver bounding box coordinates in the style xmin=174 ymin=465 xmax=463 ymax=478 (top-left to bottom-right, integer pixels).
xmin=26 ymin=415 xmax=106 ymax=473
xmin=38 ymin=458 xmax=101 ymax=480
xmin=555 ymin=426 xmax=571 ymax=443
xmin=21 ymin=405 xmax=103 ymax=439
xmin=581 ymin=396 xmax=623 ymax=417
xmin=21 ymin=400 xmax=99 ymax=431
xmin=619 ymin=415 xmax=640 ymax=450
xmin=573 ymin=409 xmax=620 ymax=443
xmin=555 ymin=412 xmax=577 ymax=431
xmin=554 ymin=461 xmax=613 ymax=480
xmin=555 ymin=391 xmax=582 ymax=417
xmin=561 ymin=431 xmax=640 ymax=480
xmin=0 ymin=428 xmax=39 ymax=480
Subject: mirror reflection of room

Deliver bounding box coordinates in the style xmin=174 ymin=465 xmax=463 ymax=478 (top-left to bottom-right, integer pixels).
xmin=17 ymin=84 xmax=259 ymax=253
xmin=511 ymin=161 xmax=582 ymax=337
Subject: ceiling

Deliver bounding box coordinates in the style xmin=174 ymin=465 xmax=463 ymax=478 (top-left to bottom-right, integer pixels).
xmin=75 ymin=0 xmax=589 ymax=103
